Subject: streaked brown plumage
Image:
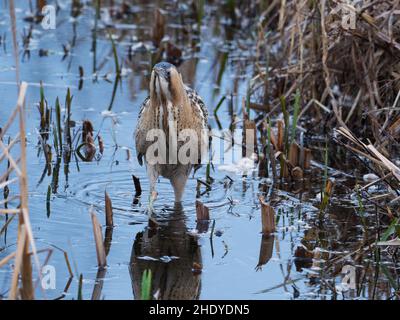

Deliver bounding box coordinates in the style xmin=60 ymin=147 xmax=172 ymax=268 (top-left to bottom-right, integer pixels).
xmin=135 ymin=62 xmax=208 ymax=206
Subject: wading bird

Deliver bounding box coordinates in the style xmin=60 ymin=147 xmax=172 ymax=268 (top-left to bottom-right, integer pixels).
xmin=135 ymin=62 xmax=208 ymax=210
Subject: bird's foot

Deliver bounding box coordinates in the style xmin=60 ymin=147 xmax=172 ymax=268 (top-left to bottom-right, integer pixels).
xmin=147 ymin=191 xmax=159 ymax=229
xmin=146 ymin=191 xmax=158 ymax=215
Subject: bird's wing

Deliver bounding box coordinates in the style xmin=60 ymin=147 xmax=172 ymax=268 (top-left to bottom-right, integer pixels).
xmin=138 ymin=96 xmax=150 ymax=120
xmin=185 ymin=86 xmax=208 ymax=128
xmin=135 ymin=96 xmax=150 ymax=166
xmin=185 ymin=86 xmax=208 ymax=168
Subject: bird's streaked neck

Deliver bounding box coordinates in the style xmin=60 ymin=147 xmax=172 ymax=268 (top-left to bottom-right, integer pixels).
xmin=155 ymin=74 xmax=172 ymax=103
xmin=150 ymin=69 xmax=187 ymax=108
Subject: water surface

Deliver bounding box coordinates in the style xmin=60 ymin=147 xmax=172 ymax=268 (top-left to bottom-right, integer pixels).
xmin=0 ymin=0 xmax=397 ymax=300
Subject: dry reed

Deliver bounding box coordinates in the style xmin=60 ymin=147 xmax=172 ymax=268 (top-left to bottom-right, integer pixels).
xmin=259 ymin=196 xmax=276 ymax=235
xmin=90 ymin=208 xmax=107 ymax=268
xmin=104 ymin=191 xmax=113 ymax=227
xmin=0 ymin=82 xmax=40 ymax=299
xmin=252 ymin=0 xmax=400 ymax=140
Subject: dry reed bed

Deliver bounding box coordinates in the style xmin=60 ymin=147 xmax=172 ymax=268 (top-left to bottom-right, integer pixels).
xmin=0 ymin=82 xmax=38 ymax=299
xmin=246 ymin=1 xmax=400 ymax=286
xmin=249 ymin=1 xmax=400 ymax=204
xmin=252 ymin=0 xmax=400 ymax=137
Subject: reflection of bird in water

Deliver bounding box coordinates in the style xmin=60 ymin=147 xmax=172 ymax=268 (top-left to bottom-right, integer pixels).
xmin=134 ymin=62 xmax=208 ymax=209
xmin=129 ymin=204 xmax=202 ymax=300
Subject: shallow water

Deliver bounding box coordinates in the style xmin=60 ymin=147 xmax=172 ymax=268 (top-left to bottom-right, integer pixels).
xmin=0 ymin=1 xmax=398 ymax=300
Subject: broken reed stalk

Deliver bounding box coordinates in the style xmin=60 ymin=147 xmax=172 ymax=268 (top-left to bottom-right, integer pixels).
xmin=196 ymin=200 xmax=210 ymax=221
xmin=90 ymin=208 xmax=107 ymax=268
xmin=152 ymin=8 xmax=165 ymax=47
xmin=243 ymin=119 xmax=257 ymax=159
xmin=132 ymin=175 xmax=142 ymax=198
xmin=288 ymin=141 xmax=307 ymax=180
xmin=256 ymin=234 xmax=274 ymax=271
xmin=288 ymin=141 xmax=300 ymax=167
xmin=259 ymin=196 xmax=276 ymax=235
xmin=9 ymin=0 xmax=20 ymax=87
xmin=277 ymin=119 xmax=284 ymax=152
xmin=265 ymin=115 xmax=312 ymax=180
xmin=9 ymin=224 xmax=26 ymax=299
xmin=104 ymin=191 xmax=113 ymax=227
xmin=0 ymin=84 xmax=40 ymax=299
xmin=6 ymin=82 xmax=37 ymax=300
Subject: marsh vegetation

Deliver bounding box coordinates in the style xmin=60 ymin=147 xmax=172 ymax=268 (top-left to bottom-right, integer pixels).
xmin=0 ymin=0 xmax=400 ymax=300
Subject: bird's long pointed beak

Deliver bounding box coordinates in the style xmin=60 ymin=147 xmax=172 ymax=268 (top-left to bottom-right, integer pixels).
xmin=153 ymin=67 xmax=167 ymax=78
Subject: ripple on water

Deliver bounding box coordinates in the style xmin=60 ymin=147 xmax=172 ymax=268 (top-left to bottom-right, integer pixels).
xmin=67 ymin=162 xmax=247 ymax=223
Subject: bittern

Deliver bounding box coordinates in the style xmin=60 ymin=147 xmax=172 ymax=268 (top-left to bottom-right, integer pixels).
xmin=135 ymin=62 xmax=208 ymax=209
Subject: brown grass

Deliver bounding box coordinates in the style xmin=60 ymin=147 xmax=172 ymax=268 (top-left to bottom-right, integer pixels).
xmin=253 ymin=0 xmax=400 ymax=140
xmin=90 ymin=208 xmax=107 ymax=268
xmin=0 ymin=82 xmax=40 ymax=299
xmin=336 ymin=126 xmax=400 ymax=203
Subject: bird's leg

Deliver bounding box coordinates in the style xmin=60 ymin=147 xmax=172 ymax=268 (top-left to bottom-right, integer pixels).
xmin=147 ymin=164 xmax=159 ymax=216
xmin=170 ymin=172 xmax=189 ymax=203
